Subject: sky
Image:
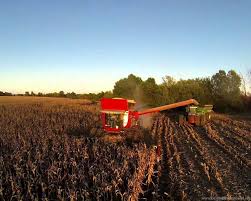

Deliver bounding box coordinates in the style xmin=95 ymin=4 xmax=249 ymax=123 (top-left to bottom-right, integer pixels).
xmin=0 ymin=0 xmax=250 ymax=94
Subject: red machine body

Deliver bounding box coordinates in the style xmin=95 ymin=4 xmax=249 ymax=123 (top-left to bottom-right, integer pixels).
xmin=100 ymin=98 xmax=199 ymax=133
xmin=101 ymin=98 xmax=139 ymax=132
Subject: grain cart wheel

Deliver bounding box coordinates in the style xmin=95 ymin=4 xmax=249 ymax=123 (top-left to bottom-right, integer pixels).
xmin=188 ymin=113 xmax=196 ymax=124
xmin=195 ymin=115 xmax=201 ymax=126
xmin=200 ymin=114 xmax=206 ymax=126
xmin=205 ymin=113 xmax=209 ymax=122
xmin=209 ymin=113 xmax=212 ymax=121
xmin=206 ymin=112 xmax=212 ymax=121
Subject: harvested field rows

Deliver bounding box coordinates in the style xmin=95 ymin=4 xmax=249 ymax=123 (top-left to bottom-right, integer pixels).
xmin=0 ymin=103 xmax=156 ymax=201
xmin=153 ymin=114 xmax=251 ymax=200
xmin=0 ymin=98 xmax=250 ymax=200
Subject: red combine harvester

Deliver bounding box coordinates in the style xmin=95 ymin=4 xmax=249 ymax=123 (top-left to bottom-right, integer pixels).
xmin=100 ymin=98 xmax=213 ymax=133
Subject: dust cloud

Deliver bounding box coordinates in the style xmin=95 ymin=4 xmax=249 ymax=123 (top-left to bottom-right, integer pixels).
xmin=139 ymin=114 xmax=154 ymax=129
xmin=133 ymin=85 xmax=154 ymax=129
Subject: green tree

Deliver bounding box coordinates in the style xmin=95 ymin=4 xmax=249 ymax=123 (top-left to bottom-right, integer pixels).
xmin=247 ymin=69 xmax=251 ymax=92
xmin=3 ymin=92 xmax=12 ymax=96
xmin=173 ymin=79 xmax=202 ymax=101
xmin=59 ymin=91 xmax=65 ymax=97
xmin=160 ymin=76 xmax=177 ymax=104
xmin=162 ymin=75 xmax=176 ymax=87
xmin=103 ymin=91 xmax=113 ymax=98
xmin=160 ymin=75 xmax=214 ymax=105
xmin=141 ymin=78 xmax=162 ymax=106
xmin=113 ymin=74 xmax=143 ymax=99
xmin=66 ymin=92 xmax=77 ymax=99
xmin=211 ymin=70 xmax=242 ymax=111
xmin=199 ymin=77 xmax=214 ymax=104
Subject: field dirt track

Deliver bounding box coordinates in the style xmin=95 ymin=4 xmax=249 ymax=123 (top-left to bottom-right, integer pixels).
xmin=0 ymin=97 xmax=250 ymax=201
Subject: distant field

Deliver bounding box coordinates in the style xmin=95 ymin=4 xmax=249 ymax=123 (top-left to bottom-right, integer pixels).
xmin=0 ymin=96 xmax=250 ymax=200
xmin=0 ymin=96 xmax=92 ymax=105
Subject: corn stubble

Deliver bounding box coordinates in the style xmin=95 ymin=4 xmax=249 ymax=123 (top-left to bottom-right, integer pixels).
xmin=0 ymin=99 xmax=251 ymax=200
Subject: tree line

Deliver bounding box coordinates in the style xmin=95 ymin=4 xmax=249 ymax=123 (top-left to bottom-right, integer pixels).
xmin=112 ymin=70 xmax=251 ymax=112
xmin=1 ymin=69 xmax=250 ymax=112
xmin=0 ymin=91 xmax=12 ymax=96
xmin=0 ymin=90 xmax=113 ymax=102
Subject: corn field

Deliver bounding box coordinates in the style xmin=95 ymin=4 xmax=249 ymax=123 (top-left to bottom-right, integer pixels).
xmin=0 ymin=97 xmax=250 ymax=200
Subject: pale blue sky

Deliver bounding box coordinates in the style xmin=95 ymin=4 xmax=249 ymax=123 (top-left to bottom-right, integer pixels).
xmin=0 ymin=0 xmax=250 ymax=93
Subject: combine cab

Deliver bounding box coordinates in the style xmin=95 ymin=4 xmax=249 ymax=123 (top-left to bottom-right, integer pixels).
xmin=100 ymin=98 xmax=213 ymax=133
xmin=100 ymin=98 xmax=138 ymax=133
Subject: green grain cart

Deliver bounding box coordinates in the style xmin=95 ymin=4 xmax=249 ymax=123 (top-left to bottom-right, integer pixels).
xmin=178 ymin=104 xmax=213 ymax=126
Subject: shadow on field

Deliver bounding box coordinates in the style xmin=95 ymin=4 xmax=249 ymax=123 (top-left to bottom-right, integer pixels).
xmin=123 ymin=126 xmax=155 ymax=147
xmin=67 ymin=124 xmax=155 ymax=148
xmin=66 ymin=126 xmax=92 ymax=137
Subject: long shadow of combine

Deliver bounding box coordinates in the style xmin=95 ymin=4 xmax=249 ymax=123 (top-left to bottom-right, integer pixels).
xmin=67 ymin=126 xmax=91 ymax=138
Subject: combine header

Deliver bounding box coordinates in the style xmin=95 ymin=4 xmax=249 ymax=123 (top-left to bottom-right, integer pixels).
xmin=100 ymin=98 xmax=213 ymax=133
